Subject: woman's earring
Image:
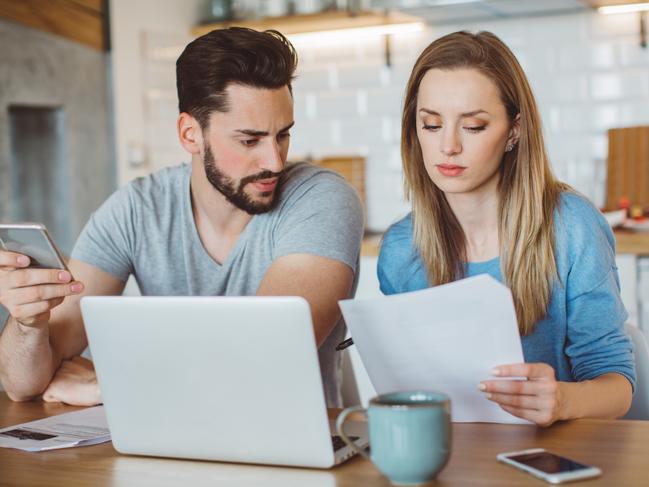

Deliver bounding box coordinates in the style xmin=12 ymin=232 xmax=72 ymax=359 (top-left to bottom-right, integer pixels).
xmin=505 ymin=143 xmax=514 ymax=152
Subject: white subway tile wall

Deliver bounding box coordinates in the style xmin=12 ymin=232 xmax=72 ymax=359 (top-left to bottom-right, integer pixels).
xmin=141 ymin=11 xmax=649 ymax=232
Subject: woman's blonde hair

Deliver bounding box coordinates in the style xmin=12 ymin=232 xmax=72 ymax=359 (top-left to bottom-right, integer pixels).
xmin=401 ymin=31 xmax=569 ymax=335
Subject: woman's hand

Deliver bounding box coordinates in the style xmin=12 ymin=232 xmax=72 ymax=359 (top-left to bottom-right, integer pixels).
xmin=479 ymin=363 xmax=564 ymax=427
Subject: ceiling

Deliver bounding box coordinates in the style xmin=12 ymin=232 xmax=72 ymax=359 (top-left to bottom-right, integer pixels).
xmin=368 ymin=0 xmax=605 ymax=24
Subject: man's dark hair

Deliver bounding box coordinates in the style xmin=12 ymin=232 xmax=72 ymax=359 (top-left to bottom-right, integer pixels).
xmin=176 ymin=27 xmax=298 ymax=128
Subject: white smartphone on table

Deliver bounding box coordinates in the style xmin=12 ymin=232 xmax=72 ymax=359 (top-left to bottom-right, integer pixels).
xmin=0 ymin=223 xmax=70 ymax=271
xmin=497 ymin=448 xmax=601 ymax=484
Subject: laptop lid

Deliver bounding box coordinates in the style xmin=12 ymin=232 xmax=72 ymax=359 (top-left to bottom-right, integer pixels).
xmin=80 ymin=296 xmax=339 ymax=468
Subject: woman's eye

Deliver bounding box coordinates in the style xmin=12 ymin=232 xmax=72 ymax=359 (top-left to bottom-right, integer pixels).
xmin=278 ymin=132 xmax=291 ymax=140
xmin=465 ymin=126 xmax=486 ymax=133
xmin=422 ymin=125 xmax=441 ymax=131
xmin=241 ymin=139 xmax=258 ymax=147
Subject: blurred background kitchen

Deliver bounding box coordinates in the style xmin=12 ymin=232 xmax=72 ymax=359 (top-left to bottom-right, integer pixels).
xmin=1 ymin=0 xmax=648 ymax=346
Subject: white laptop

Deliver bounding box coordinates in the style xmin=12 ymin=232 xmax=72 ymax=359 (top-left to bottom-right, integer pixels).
xmin=80 ymin=296 xmax=368 ymax=468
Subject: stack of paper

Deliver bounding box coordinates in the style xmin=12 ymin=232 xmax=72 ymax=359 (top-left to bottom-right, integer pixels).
xmin=0 ymin=406 xmax=110 ymax=451
xmin=339 ymin=274 xmax=528 ymax=424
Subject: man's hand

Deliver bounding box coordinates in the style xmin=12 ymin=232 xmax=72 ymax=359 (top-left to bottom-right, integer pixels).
xmin=0 ymin=250 xmax=84 ymax=329
xmin=42 ymin=356 xmax=102 ymax=406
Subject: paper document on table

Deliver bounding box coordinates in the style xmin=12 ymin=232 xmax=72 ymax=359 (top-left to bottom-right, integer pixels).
xmin=340 ymin=274 xmax=527 ymax=424
xmin=0 ymin=406 xmax=110 ymax=451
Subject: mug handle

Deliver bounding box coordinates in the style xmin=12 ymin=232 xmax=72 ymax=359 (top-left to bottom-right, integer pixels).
xmin=336 ymin=405 xmax=370 ymax=460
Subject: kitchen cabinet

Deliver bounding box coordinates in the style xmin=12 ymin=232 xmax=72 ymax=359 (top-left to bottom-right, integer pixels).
xmin=614 ymin=230 xmax=649 ymax=340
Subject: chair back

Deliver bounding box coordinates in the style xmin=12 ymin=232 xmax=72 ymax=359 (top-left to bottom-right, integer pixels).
xmin=624 ymin=323 xmax=649 ymax=420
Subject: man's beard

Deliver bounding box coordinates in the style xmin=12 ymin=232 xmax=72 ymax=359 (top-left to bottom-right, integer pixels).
xmin=203 ymin=144 xmax=283 ymax=215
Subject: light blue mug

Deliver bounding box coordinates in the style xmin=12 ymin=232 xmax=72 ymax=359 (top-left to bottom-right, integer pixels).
xmin=336 ymin=391 xmax=451 ymax=486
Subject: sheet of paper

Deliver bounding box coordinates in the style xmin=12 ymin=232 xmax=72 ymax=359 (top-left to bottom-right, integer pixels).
xmin=0 ymin=406 xmax=110 ymax=451
xmin=340 ymin=274 xmax=528 ymax=424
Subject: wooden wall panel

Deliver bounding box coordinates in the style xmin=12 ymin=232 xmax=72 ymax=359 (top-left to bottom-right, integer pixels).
xmin=0 ymin=0 xmax=106 ymax=50
xmin=606 ymin=126 xmax=649 ymax=210
xmin=314 ymin=155 xmax=367 ymax=219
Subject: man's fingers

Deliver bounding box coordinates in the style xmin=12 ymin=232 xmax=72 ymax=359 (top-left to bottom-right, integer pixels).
xmin=0 ymin=251 xmax=30 ymax=269
xmin=69 ymin=356 xmax=93 ymax=366
xmin=55 ymin=359 xmax=79 ymax=374
xmin=42 ymin=383 xmax=67 ymax=404
xmin=9 ymin=282 xmax=83 ymax=305
xmin=41 ymin=366 xmax=102 ymax=406
xmin=3 ymin=284 xmax=81 ymax=323
xmin=42 ymin=390 xmax=60 ymax=403
xmin=492 ymin=362 xmax=555 ymax=380
xmin=42 ymin=394 xmax=56 ymax=402
xmin=7 ymin=269 xmax=72 ymax=288
xmin=11 ymin=301 xmax=55 ymax=324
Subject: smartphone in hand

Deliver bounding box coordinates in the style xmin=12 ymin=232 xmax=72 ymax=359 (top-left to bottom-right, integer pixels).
xmin=0 ymin=223 xmax=70 ymax=271
xmin=497 ymin=448 xmax=601 ymax=484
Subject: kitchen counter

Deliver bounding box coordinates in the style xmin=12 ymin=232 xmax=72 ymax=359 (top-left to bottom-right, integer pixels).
xmin=614 ymin=229 xmax=649 ymax=255
xmin=363 ymin=230 xmax=649 ymax=257
xmin=361 ymin=234 xmax=382 ymax=257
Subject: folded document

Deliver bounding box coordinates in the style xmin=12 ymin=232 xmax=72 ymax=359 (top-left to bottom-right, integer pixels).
xmin=0 ymin=406 xmax=110 ymax=451
xmin=340 ymin=274 xmax=528 ymax=424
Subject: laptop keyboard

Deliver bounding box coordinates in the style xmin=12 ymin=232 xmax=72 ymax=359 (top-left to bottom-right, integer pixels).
xmin=331 ymin=435 xmax=359 ymax=452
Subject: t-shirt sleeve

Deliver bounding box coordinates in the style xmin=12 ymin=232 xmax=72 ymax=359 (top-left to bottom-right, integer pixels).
xmin=560 ymin=196 xmax=636 ymax=390
xmin=70 ymin=186 xmax=136 ymax=282
xmin=272 ymin=172 xmax=364 ymax=272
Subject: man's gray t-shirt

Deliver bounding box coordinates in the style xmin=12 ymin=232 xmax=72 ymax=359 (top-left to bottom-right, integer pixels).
xmin=72 ymin=162 xmax=364 ymax=407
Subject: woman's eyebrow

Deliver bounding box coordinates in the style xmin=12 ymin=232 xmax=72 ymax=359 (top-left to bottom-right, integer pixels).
xmin=418 ymin=108 xmax=488 ymax=117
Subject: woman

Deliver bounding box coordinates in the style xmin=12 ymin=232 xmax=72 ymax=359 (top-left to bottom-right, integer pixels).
xmin=378 ymin=31 xmax=635 ymax=426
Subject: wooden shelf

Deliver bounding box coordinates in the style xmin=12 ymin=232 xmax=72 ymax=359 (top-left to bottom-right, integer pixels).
xmin=0 ymin=0 xmax=106 ymax=50
xmin=193 ymin=10 xmax=423 ymax=38
xmin=583 ymin=0 xmax=649 ymax=7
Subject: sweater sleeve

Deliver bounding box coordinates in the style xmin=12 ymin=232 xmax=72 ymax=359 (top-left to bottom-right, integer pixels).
xmin=560 ymin=195 xmax=636 ymax=390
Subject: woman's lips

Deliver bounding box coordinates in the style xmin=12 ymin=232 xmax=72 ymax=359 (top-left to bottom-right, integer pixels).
xmin=436 ymin=164 xmax=466 ymax=177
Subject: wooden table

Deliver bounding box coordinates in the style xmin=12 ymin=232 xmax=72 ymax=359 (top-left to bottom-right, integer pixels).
xmin=1 ymin=393 xmax=648 ymax=487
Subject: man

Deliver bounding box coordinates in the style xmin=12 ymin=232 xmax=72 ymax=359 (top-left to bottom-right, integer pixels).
xmin=0 ymin=28 xmax=363 ymax=407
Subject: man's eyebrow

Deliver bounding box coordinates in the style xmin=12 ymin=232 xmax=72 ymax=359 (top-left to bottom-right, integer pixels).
xmin=234 ymin=129 xmax=268 ymax=136
xmin=418 ymin=108 xmax=488 ymax=117
xmin=233 ymin=121 xmax=295 ymax=137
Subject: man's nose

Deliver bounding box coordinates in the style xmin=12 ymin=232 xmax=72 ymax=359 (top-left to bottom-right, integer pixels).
xmin=261 ymin=141 xmax=284 ymax=173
